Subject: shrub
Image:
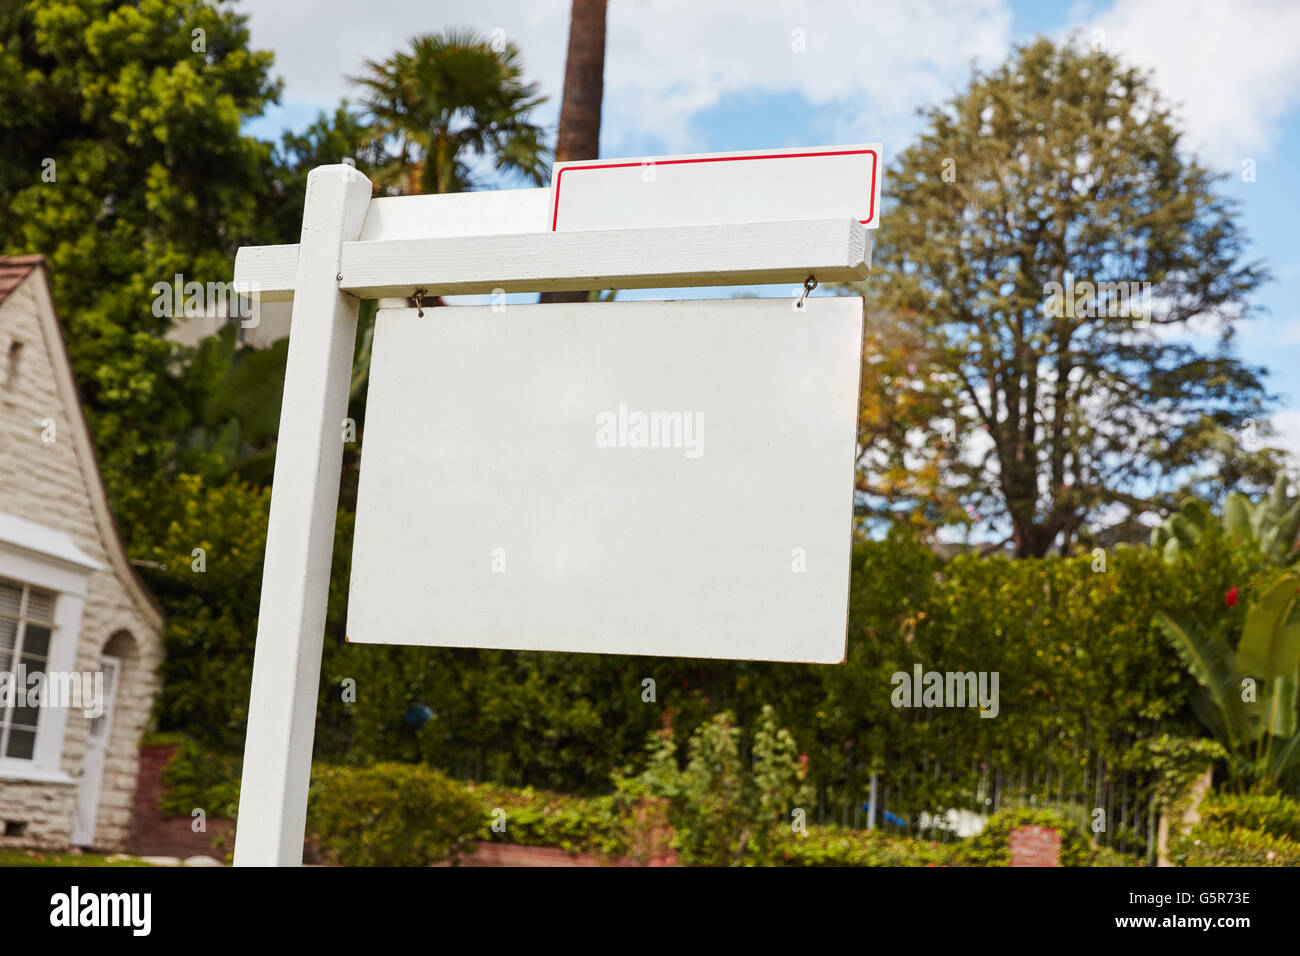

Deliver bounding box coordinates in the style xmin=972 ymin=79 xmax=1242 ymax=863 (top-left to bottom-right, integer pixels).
xmin=150 ymin=734 xmax=241 ymax=820
xmin=1194 ymin=791 xmax=1300 ymax=841
xmin=469 ymin=783 xmax=627 ymax=858
xmin=952 ymin=807 xmax=1134 ymax=867
xmin=1170 ymin=790 xmax=1300 ymax=866
xmin=771 ymin=827 xmax=959 ymax=867
xmin=1171 ymin=825 xmax=1300 ymax=867
xmin=613 ymin=707 xmax=813 ymax=866
xmin=308 ymin=763 xmax=485 ymax=866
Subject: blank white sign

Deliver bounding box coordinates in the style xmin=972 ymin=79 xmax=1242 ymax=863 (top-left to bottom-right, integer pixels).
xmin=550 ymin=144 xmax=882 ymax=232
xmin=347 ymin=297 xmax=864 ymax=663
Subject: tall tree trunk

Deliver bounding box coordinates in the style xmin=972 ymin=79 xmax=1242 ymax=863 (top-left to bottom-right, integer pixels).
xmin=540 ymin=0 xmax=607 ymax=305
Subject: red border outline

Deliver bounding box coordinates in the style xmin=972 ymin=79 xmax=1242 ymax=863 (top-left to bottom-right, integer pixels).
xmin=550 ymin=148 xmax=879 ymax=231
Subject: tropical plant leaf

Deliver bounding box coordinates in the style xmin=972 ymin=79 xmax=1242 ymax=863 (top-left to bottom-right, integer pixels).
xmin=1187 ymin=688 xmax=1229 ymax=746
xmin=1236 ymin=572 xmax=1300 ymax=680
xmin=1223 ymin=492 xmax=1252 ymax=539
xmin=1276 ymin=500 xmax=1300 ymax=562
xmin=1154 ymin=612 xmax=1236 ymax=706
xmin=1264 ymin=674 xmax=1298 ymax=740
xmin=1272 ymin=730 xmax=1300 ymax=777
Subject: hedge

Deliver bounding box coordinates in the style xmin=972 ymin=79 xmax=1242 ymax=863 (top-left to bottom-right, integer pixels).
xmin=328 ymin=531 xmax=1251 ymax=812
xmin=147 ymin=526 xmax=1278 ymax=846
xmin=307 ymin=763 xmax=484 ymax=866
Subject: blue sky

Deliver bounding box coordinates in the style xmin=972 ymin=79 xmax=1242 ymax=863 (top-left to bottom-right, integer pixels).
xmin=236 ymin=0 xmax=1300 ymax=463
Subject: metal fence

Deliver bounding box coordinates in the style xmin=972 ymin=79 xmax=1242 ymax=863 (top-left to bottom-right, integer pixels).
xmin=817 ymin=735 xmax=1163 ymax=860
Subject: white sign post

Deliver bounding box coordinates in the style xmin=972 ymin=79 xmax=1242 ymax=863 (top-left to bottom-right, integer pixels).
xmin=232 ymin=145 xmax=879 ymax=866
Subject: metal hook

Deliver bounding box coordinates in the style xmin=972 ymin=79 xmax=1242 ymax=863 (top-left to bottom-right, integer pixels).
xmin=412 ymin=288 xmax=427 ymax=317
xmin=797 ymin=274 xmax=818 ymax=309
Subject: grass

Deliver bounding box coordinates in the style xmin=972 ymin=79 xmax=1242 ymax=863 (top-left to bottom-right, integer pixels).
xmin=0 ymin=848 xmax=159 ymax=867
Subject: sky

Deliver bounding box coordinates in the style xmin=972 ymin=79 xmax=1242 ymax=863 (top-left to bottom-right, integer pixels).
xmin=234 ymin=0 xmax=1300 ymax=466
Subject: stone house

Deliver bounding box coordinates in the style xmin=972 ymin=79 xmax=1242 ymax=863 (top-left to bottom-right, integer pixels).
xmin=0 ymin=255 xmax=164 ymax=851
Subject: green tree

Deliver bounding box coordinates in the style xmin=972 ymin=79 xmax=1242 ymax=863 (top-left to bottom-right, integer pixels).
xmin=855 ymin=37 xmax=1277 ymax=556
xmin=352 ymin=28 xmax=550 ymax=195
xmin=259 ymin=104 xmax=390 ymax=246
xmin=0 ymin=0 xmax=281 ymax=535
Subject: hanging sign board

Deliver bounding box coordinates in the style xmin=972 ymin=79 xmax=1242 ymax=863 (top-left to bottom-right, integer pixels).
xmin=347 ymin=296 xmax=864 ymax=663
xmin=550 ymin=143 xmax=882 ymax=232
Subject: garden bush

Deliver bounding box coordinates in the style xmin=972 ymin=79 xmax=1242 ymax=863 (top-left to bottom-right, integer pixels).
xmin=613 ymin=707 xmax=813 ymax=866
xmin=308 ymin=763 xmax=485 ymax=866
xmin=147 ymin=732 xmax=241 ymax=820
xmin=1194 ymin=791 xmax=1300 ymax=841
xmin=1171 ymin=824 xmax=1300 ymax=866
xmin=951 ymin=807 xmax=1135 ymax=867
xmin=1170 ymin=790 xmax=1300 ymax=866
xmin=470 ymin=783 xmax=627 ymax=858
xmin=772 ymin=826 xmax=959 ymax=867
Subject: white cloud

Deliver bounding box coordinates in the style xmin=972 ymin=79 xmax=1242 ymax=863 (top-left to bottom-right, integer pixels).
xmin=232 ymin=0 xmax=1300 ymax=175
xmin=233 ymin=0 xmax=1013 ymax=156
xmin=599 ymin=0 xmax=1012 ymax=152
xmin=1073 ymin=0 xmax=1300 ymax=168
xmin=1270 ymin=408 xmax=1300 ymax=468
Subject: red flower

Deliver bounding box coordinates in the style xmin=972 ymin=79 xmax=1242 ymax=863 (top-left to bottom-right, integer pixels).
xmin=1225 ymin=586 xmax=1239 ymax=607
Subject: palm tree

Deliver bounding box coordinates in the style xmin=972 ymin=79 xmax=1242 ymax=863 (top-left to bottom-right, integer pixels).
xmin=541 ymin=0 xmax=608 ymax=304
xmin=553 ymin=0 xmax=607 ymax=164
xmin=353 ymin=29 xmax=550 ymax=194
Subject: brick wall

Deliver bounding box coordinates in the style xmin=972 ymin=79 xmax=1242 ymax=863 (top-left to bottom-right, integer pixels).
xmin=129 ymin=744 xmax=233 ymax=859
xmin=449 ymin=843 xmax=604 ymax=866
xmin=1009 ymin=824 xmax=1061 ymax=867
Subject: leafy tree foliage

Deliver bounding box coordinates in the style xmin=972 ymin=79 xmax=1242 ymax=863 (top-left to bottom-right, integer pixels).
xmin=0 ymin=2 xmax=391 ymax=542
xmin=0 ymin=1 xmax=279 ymax=503
xmin=855 ymin=38 xmax=1281 ymax=555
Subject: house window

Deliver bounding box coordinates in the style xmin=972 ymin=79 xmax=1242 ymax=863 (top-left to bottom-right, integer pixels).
xmin=0 ymin=576 xmax=57 ymax=761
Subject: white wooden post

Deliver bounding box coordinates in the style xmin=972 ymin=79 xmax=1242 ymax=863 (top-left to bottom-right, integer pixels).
xmin=233 ymin=165 xmax=372 ymax=866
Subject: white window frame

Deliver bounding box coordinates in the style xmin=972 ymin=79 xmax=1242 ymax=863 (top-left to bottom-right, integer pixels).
xmin=0 ymin=515 xmax=100 ymax=784
xmin=0 ymin=576 xmax=59 ymax=762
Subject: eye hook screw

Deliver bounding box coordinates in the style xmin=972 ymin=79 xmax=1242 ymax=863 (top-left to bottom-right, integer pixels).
xmin=797 ymin=274 xmax=818 ymax=309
